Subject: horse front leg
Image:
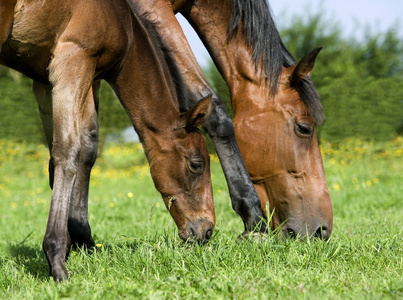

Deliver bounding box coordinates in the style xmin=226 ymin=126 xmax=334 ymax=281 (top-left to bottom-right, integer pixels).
xmin=42 ymin=42 xmax=97 ymax=282
xmin=68 ymin=81 xmax=100 ymax=250
xmin=34 ymin=81 xmax=99 ymax=251
xmin=203 ymin=98 xmax=267 ymax=234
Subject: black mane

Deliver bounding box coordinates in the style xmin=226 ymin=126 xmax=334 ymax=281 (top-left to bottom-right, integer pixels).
xmin=228 ymin=0 xmax=325 ymax=124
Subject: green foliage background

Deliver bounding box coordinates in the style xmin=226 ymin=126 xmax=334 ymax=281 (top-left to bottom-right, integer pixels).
xmin=0 ymin=71 xmax=131 ymax=145
xmin=282 ymin=12 xmax=403 ymax=141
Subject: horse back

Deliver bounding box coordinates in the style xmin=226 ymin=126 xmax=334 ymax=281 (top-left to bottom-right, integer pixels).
xmin=0 ymin=0 xmax=134 ymax=83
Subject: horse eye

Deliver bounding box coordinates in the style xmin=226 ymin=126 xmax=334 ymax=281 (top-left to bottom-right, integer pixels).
xmin=295 ymin=122 xmax=313 ymax=137
xmin=188 ymin=159 xmax=204 ymax=173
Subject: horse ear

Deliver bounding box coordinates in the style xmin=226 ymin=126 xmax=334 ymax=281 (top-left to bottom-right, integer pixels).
xmin=182 ymin=96 xmax=212 ymax=130
xmin=290 ymin=47 xmax=322 ymax=87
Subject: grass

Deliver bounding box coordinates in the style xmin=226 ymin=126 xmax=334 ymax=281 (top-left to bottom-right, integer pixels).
xmin=0 ymin=137 xmax=402 ymax=299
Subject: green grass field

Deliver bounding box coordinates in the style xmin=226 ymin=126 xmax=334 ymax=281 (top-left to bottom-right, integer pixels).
xmin=0 ymin=138 xmax=402 ymax=299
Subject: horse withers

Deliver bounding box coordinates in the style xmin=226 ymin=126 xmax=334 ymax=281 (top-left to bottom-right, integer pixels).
xmin=0 ymin=0 xmax=214 ymax=281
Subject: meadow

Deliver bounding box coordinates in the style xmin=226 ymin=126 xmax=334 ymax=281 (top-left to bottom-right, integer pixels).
xmin=0 ymin=137 xmax=402 ymax=299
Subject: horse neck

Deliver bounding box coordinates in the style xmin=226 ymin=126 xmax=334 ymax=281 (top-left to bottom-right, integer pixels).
xmin=183 ymin=0 xmax=270 ymax=113
xmin=110 ymin=11 xmax=180 ymax=148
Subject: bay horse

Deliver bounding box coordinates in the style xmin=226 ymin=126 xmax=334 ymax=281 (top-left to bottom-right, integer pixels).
xmin=132 ymin=0 xmax=333 ymax=239
xmin=0 ymin=0 xmax=215 ymax=281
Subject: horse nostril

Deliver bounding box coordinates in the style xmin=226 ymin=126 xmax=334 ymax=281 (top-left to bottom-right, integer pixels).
xmin=205 ymin=228 xmax=213 ymax=241
xmin=314 ymin=225 xmax=329 ymax=240
xmin=287 ymin=228 xmax=297 ymax=239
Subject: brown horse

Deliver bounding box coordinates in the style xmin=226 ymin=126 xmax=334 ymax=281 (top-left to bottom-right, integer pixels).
xmin=133 ymin=0 xmax=333 ymax=239
xmin=0 ymin=0 xmax=215 ymax=281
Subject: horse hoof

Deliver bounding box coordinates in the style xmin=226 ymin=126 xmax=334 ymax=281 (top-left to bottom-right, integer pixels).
xmin=51 ymin=266 xmax=69 ymax=282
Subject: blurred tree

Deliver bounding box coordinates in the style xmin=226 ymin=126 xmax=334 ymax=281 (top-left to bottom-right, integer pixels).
xmin=0 ymin=68 xmax=43 ymax=143
xmin=356 ymin=28 xmax=403 ymax=78
xmin=98 ymin=82 xmax=132 ymax=139
xmin=280 ymin=11 xmax=343 ymax=62
xmin=0 ymin=66 xmax=131 ymax=146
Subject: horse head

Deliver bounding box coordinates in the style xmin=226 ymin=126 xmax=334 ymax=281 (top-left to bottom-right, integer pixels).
xmin=145 ymin=97 xmax=215 ymax=243
xmin=234 ymin=48 xmax=333 ymax=239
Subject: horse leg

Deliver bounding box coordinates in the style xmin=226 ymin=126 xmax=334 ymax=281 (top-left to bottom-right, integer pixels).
xmin=42 ymin=42 xmax=97 ymax=282
xmin=138 ymin=1 xmax=266 ymax=233
xmin=67 ymin=81 xmax=99 ymax=250
xmin=32 ymin=81 xmax=55 ymax=188
xmin=206 ymin=109 xmax=266 ymax=233
xmin=0 ymin=0 xmax=16 ymax=46
xmin=33 ymin=81 xmax=98 ymax=252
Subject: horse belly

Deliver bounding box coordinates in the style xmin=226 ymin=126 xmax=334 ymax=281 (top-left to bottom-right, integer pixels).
xmin=0 ymin=40 xmax=52 ymax=83
xmin=0 ymin=0 xmax=64 ymax=82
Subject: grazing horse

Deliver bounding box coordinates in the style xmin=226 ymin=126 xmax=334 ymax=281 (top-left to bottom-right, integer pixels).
xmin=133 ymin=0 xmax=333 ymax=239
xmin=0 ymin=0 xmax=215 ymax=281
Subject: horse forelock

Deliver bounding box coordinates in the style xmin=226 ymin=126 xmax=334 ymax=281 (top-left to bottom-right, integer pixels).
xmin=297 ymin=80 xmax=325 ymax=125
xmin=228 ymin=0 xmax=324 ymax=125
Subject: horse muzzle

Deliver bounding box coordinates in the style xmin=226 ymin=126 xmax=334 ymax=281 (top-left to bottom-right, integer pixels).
xmin=178 ymin=218 xmax=215 ymax=244
xmin=281 ymin=218 xmax=332 ymax=240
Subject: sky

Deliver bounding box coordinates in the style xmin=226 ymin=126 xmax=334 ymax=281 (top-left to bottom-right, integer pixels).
xmin=176 ymin=0 xmax=403 ymax=67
